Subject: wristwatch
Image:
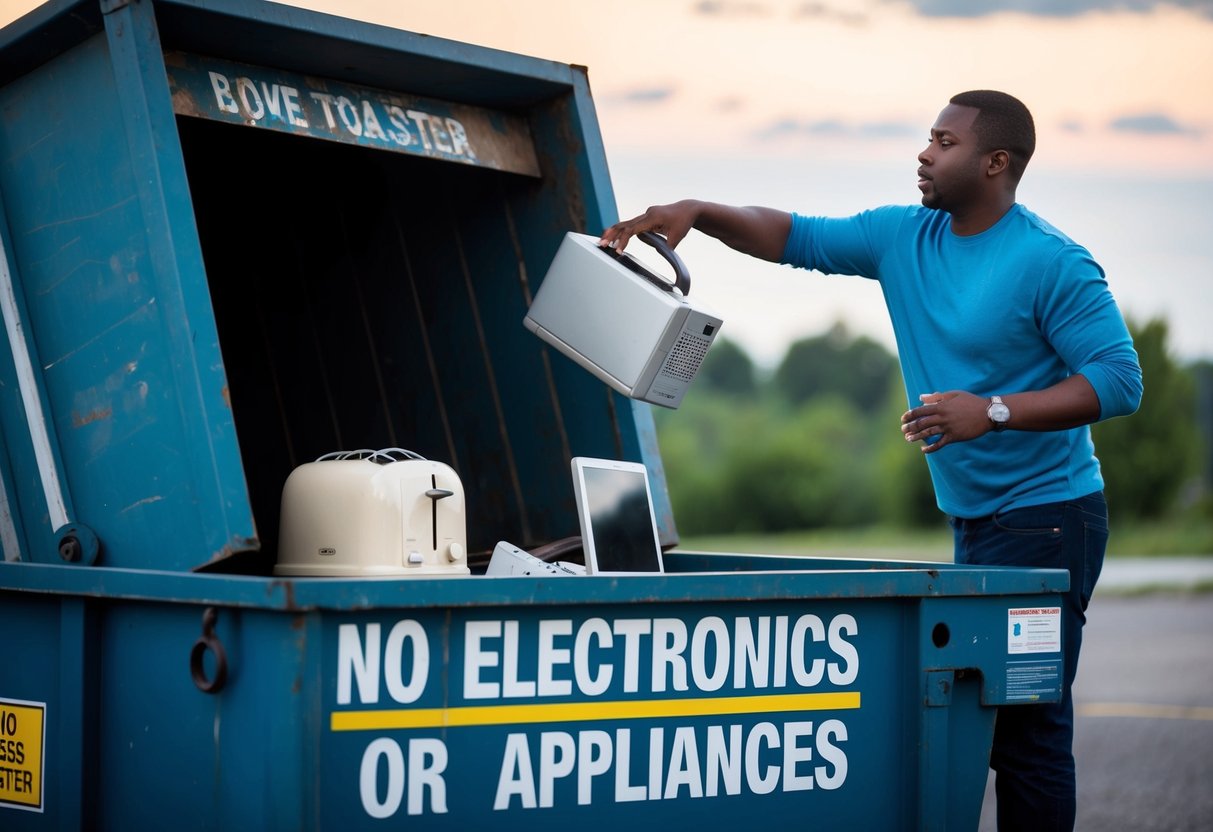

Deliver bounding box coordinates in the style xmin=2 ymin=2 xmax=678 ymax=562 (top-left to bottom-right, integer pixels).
xmin=987 ymin=395 xmax=1011 ymax=432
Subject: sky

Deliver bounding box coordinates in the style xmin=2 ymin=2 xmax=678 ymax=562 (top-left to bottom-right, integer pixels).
xmin=2 ymin=0 xmax=1210 ymax=367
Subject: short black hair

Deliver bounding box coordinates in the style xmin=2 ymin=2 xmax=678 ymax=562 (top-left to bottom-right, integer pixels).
xmin=949 ymin=90 xmax=1036 ymax=181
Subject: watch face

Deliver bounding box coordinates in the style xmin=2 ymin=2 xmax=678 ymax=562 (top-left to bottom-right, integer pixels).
xmin=989 ymin=403 xmax=1011 ymax=422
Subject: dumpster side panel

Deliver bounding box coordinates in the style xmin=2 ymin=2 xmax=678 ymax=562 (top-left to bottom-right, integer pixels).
xmin=0 ymin=20 xmax=255 ymax=569
xmin=0 ymin=595 xmax=62 ymax=824
xmin=93 ymin=602 xmax=324 ymax=831
xmin=317 ymin=599 xmax=912 ymax=830
xmin=1 ymin=558 xmax=1068 ymax=830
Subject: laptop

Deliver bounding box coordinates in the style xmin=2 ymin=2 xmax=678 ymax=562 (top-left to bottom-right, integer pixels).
xmin=570 ymin=457 xmax=665 ymax=575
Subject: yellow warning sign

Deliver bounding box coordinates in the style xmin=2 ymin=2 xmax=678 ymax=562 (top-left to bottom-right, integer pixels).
xmin=0 ymin=698 xmax=44 ymax=812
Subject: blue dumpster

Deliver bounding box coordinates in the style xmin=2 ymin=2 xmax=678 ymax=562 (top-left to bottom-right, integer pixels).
xmin=0 ymin=1 xmax=1067 ymax=829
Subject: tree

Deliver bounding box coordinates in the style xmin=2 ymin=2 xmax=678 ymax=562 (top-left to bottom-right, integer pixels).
xmin=715 ymin=397 xmax=878 ymax=532
xmin=1091 ymin=317 xmax=1201 ymax=520
xmin=697 ymin=337 xmax=758 ymax=397
xmin=1191 ymin=360 xmax=1213 ymax=508
xmin=774 ymin=322 xmax=897 ymax=411
xmin=873 ymin=374 xmax=941 ymax=528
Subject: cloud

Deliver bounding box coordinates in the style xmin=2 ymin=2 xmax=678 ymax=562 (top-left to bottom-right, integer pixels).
xmin=890 ymin=0 xmax=1213 ymax=18
xmin=793 ymin=2 xmax=870 ymax=24
xmin=693 ymin=0 xmax=772 ymax=16
xmin=755 ymin=119 xmax=846 ymax=139
xmin=608 ymin=87 xmax=677 ymax=105
xmin=858 ymin=121 xmax=920 ymax=138
xmin=1108 ymin=113 xmax=1204 ymax=136
xmin=755 ymin=117 xmax=919 ymax=141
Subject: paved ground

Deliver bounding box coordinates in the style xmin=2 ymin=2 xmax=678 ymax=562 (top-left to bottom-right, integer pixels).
xmin=1095 ymin=556 xmax=1213 ymax=593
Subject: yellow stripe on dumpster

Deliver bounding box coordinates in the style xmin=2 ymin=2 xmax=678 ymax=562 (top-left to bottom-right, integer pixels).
xmin=331 ymin=691 xmax=861 ymax=732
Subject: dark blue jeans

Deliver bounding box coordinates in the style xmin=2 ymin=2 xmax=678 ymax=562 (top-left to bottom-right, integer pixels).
xmin=950 ymin=491 xmax=1108 ymax=832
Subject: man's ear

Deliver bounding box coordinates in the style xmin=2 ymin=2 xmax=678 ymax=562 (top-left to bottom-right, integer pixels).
xmin=987 ymin=149 xmax=1011 ymax=177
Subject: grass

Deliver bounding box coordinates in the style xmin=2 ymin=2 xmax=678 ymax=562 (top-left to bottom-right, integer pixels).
xmin=674 ymin=516 xmax=1213 ymax=561
xmin=672 ymin=525 xmax=953 ymax=562
xmin=1104 ymin=516 xmax=1213 ymax=557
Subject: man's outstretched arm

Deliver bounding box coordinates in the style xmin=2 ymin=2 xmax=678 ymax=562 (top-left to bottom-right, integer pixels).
xmin=599 ymin=199 xmax=792 ymax=262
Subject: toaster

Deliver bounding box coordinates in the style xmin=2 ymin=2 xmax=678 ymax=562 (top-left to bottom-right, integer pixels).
xmin=274 ymin=449 xmax=470 ymax=577
xmin=523 ymin=231 xmax=723 ymax=409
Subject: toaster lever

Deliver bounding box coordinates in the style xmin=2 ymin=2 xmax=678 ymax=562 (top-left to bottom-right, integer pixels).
xmin=426 ymin=482 xmax=454 ymax=551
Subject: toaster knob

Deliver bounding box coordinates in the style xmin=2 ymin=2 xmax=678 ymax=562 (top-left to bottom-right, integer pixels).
xmin=447 ymin=542 xmax=465 ymax=563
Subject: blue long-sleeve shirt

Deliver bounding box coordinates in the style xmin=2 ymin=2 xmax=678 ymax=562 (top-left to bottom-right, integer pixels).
xmin=781 ymin=203 xmax=1143 ymax=518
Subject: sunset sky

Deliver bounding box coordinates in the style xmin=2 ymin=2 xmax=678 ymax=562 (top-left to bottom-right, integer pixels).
xmin=3 ymin=0 xmax=1210 ymax=365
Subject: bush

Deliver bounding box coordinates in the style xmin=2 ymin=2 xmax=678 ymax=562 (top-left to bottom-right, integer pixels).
xmin=1092 ymin=318 xmax=1201 ymax=520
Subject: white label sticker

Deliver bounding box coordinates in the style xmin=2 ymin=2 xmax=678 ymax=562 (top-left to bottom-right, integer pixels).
xmin=1007 ymin=607 xmax=1061 ymax=655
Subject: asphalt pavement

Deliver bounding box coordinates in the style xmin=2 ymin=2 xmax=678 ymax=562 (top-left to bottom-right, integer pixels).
xmin=1094 ymin=556 xmax=1213 ymax=593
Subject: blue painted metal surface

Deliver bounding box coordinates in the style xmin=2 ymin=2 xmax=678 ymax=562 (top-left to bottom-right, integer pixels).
xmin=0 ymin=0 xmax=654 ymax=568
xmin=0 ymin=4 xmax=252 ymax=568
xmin=1 ymin=556 xmax=1067 ymax=830
xmin=0 ymin=2 xmax=1070 ymax=829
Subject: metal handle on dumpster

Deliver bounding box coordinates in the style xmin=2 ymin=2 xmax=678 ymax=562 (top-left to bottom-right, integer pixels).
xmin=190 ymin=607 xmax=228 ymax=694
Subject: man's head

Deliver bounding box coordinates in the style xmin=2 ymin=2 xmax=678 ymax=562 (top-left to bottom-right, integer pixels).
xmin=948 ymin=90 xmax=1036 ymax=182
xmin=916 ymin=90 xmax=1035 ymax=224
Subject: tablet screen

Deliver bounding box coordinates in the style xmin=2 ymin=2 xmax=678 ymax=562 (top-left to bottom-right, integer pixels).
xmin=572 ymin=458 xmax=664 ymax=574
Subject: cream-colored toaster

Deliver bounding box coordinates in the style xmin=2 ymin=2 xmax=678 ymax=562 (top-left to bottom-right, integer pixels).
xmin=274 ymin=449 xmax=470 ymax=577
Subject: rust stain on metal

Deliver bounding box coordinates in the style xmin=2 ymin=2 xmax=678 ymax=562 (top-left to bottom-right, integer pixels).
xmin=194 ymin=536 xmax=260 ymax=570
xmin=221 ymin=384 xmax=231 ymax=409
xmin=170 ymin=86 xmax=202 ymax=118
xmin=267 ymin=579 xmax=297 ymax=611
xmin=291 ymin=612 xmax=309 ymax=690
xmin=72 ymin=406 xmax=112 ymax=427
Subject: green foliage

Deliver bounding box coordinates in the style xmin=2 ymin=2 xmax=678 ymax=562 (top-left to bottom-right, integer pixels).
xmin=872 ymin=375 xmax=940 ymax=528
xmin=660 ymin=316 xmax=1206 ymax=537
xmin=660 ymin=395 xmax=880 ymax=535
xmin=1092 ymin=317 xmax=1203 ymax=520
xmin=719 ymin=397 xmax=878 ymax=531
xmin=654 ymin=395 xmax=758 ymax=533
xmin=696 ymin=337 xmax=757 ymax=397
xmin=660 ymin=327 xmax=899 ymax=535
xmin=774 ymin=321 xmax=898 ymax=411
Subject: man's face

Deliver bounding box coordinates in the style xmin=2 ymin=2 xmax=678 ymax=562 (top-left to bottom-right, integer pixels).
xmin=917 ymin=104 xmax=985 ymax=213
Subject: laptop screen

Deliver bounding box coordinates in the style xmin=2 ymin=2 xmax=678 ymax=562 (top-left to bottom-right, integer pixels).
xmin=571 ymin=457 xmax=664 ymax=574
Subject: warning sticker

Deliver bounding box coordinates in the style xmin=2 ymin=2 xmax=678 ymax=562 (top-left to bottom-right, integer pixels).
xmin=1006 ymin=660 xmax=1062 ymax=702
xmin=1007 ymin=607 xmax=1061 ymax=655
xmin=0 ymin=698 xmax=45 ymax=813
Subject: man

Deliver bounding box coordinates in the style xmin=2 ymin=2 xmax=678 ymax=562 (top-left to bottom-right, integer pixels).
xmin=599 ymin=90 xmax=1143 ymax=831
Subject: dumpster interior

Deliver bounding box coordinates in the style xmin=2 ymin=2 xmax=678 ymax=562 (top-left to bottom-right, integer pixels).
xmin=177 ymin=117 xmax=615 ymax=572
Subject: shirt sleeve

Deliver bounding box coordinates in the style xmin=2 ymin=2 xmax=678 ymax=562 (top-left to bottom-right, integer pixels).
xmin=780 ymin=207 xmax=909 ymax=279
xmin=1035 ymin=245 xmax=1144 ymax=421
